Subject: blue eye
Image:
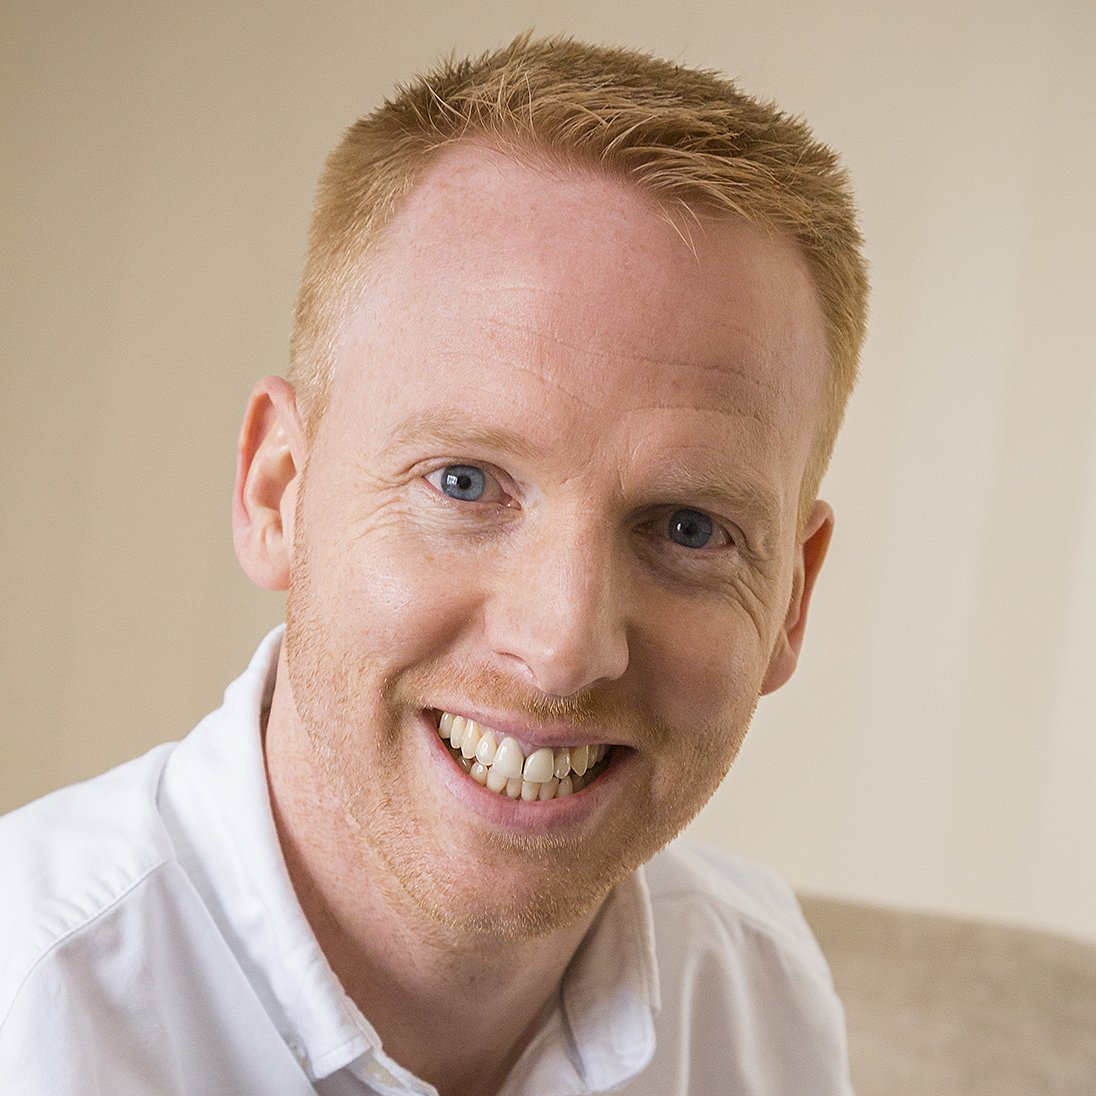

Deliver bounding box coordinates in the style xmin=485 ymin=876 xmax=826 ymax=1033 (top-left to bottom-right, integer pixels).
xmin=667 ymin=508 xmax=714 ymax=549
xmin=437 ymin=464 xmax=486 ymax=501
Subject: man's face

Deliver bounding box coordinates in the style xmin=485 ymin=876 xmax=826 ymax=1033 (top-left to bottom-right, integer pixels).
xmin=282 ymin=145 xmax=828 ymax=937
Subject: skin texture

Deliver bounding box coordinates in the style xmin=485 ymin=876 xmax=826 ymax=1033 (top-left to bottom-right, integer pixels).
xmin=233 ymin=144 xmax=833 ymax=1096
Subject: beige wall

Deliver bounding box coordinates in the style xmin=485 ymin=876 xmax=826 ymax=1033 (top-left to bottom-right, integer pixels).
xmin=4 ymin=1 xmax=1094 ymax=941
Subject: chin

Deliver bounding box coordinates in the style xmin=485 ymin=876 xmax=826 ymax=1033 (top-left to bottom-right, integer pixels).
xmin=373 ymin=826 xmax=632 ymax=942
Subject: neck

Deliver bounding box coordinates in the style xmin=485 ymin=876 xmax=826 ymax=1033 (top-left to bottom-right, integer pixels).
xmin=263 ymin=693 xmax=599 ymax=1096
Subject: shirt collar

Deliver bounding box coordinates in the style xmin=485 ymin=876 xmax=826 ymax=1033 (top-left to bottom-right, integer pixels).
xmin=501 ymin=868 xmax=661 ymax=1095
xmin=159 ymin=625 xmax=375 ymax=1082
xmin=159 ymin=626 xmax=661 ymax=1093
xmin=563 ymin=867 xmax=661 ymax=1088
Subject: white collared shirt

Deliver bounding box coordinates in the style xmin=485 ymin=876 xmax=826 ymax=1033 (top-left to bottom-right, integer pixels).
xmin=0 ymin=628 xmax=852 ymax=1095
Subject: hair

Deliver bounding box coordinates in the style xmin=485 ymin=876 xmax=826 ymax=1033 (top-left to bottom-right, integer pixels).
xmin=289 ymin=32 xmax=868 ymax=517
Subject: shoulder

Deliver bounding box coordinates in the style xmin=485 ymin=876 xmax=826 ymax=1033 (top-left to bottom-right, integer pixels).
xmin=0 ymin=745 xmax=178 ymax=1020
xmin=638 ymin=840 xmax=851 ymax=1094
xmin=648 ymin=837 xmax=837 ymax=995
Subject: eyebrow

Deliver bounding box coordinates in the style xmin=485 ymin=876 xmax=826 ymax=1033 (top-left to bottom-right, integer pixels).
xmin=649 ymin=464 xmax=784 ymax=540
xmin=382 ymin=409 xmax=546 ymax=461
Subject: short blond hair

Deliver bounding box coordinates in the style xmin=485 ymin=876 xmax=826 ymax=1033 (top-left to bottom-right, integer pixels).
xmin=290 ymin=33 xmax=868 ymax=513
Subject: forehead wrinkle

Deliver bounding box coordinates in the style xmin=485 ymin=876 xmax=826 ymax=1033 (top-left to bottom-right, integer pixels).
xmin=634 ymin=400 xmax=775 ymax=429
xmin=492 ymin=357 xmax=600 ymax=412
xmin=453 ymin=315 xmax=602 ymax=412
xmin=481 ymin=311 xmax=784 ymax=395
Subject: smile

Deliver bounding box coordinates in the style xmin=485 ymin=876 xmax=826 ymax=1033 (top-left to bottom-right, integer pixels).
xmin=434 ymin=711 xmax=613 ymax=801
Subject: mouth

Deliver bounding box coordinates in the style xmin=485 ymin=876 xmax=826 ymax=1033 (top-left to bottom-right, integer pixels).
xmin=432 ymin=710 xmax=615 ymax=801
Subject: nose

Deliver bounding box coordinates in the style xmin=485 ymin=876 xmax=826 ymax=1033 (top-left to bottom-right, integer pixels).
xmin=483 ymin=523 xmax=630 ymax=698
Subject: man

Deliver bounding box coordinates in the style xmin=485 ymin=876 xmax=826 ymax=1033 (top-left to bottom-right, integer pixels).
xmin=1 ymin=35 xmax=867 ymax=1095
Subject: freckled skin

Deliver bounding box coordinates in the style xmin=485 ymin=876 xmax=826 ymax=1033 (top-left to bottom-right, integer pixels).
xmin=264 ymin=144 xmax=830 ymax=942
xmin=242 ymin=142 xmax=835 ymax=1094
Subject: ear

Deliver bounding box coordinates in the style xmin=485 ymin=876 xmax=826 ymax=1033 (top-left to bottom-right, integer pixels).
xmin=232 ymin=376 xmax=308 ymax=591
xmin=760 ymin=500 xmax=834 ymax=695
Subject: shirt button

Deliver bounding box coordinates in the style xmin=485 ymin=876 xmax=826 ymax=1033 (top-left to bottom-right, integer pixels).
xmin=287 ymin=1038 xmax=308 ymax=1066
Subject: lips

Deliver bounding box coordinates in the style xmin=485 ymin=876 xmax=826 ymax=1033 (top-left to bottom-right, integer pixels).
xmin=435 ymin=711 xmax=613 ymax=801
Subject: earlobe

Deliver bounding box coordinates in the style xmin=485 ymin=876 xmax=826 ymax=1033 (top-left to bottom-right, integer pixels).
xmin=232 ymin=376 xmax=307 ymax=591
xmin=760 ymin=501 xmax=834 ymax=696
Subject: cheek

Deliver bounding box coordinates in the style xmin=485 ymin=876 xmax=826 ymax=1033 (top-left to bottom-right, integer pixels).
xmin=639 ymin=616 xmax=763 ymax=818
xmin=312 ymin=529 xmax=486 ymax=666
xmin=639 ymin=602 xmax=769 ymax=732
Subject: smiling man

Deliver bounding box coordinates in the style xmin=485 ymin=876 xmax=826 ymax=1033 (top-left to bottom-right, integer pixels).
xmin=1 ymin=35 xmax=867 ymax=1096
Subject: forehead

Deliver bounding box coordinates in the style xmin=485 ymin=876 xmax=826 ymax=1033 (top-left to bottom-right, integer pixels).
xmin=327 ymin=143 xmax=826 ymax=500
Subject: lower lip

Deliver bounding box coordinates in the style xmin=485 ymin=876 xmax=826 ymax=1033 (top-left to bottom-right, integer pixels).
xmin=419 ymin=710 xmax=632 ymax=833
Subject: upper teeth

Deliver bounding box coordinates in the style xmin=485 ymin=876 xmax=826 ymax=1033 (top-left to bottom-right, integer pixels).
xmin=437 ymin=712 xmax=608 ymax=800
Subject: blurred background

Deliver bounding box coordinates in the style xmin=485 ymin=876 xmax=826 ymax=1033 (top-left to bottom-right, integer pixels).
xmin=3 ymin=0 xmax=1093 ymax=942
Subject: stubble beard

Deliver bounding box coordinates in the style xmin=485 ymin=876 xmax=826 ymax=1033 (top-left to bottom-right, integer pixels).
xmin=283 ymin=526 xmax=755 ymax=943
xmin=282 ymin=542 xmax=616 ymax=940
